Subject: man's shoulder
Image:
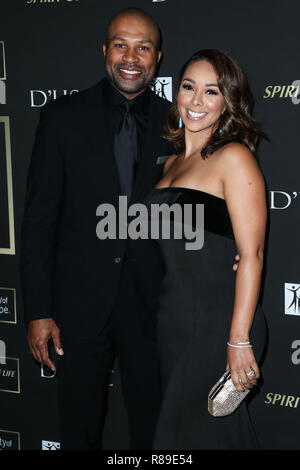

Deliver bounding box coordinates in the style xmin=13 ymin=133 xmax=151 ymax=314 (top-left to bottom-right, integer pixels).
xmin=148 ymin=88 xmax=173 ymax=112
xmin=40 ymin=80 xmax=104 ymax=118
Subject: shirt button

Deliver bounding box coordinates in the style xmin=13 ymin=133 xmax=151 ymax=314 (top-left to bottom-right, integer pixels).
xmin=114 ymin=257 xmax=122 ymax=263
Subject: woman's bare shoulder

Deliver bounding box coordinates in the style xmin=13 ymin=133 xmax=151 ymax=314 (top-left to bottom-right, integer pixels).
xmin=216 ymin=143 xmax=265 ymax=200
xmin=214 ymin=143 xmax=262 ymax=180
xmin=217 ymin=142 xmax=257 ymax=165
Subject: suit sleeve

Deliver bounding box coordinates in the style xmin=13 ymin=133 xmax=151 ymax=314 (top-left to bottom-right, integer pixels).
xmin=20 ymin=104 xmax=64 ymax=323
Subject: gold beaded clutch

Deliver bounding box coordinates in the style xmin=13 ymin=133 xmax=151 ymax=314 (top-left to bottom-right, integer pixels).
xmin=208 ymin=370 xmax=250 ymax=417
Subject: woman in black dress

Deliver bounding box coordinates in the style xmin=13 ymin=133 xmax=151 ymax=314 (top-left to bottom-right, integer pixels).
xmin=145 ymin=49 xmax=267 ymax=449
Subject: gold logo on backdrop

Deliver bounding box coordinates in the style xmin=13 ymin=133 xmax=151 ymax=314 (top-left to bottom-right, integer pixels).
xmin=0 ymin=357 xmax=20 ymax=394
xmin=265 ymin=392 xmax=300 ymax=408
xmin=26 ymin=0 xmax=79 ymax=4
xmin=0 ymin=117 xmax=15 ymax=255
xmin=0 ymin=42 xmax=6 ymax=81
xmin=0 ymin=288 xmax=17 ymax=324
xmin=263 ymin=84 xmax=300 ymax=99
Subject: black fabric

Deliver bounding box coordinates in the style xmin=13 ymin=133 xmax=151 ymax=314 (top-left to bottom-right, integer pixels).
xmin=103 ymin=78 xmax=150 ymax=159
xmin=20 ymin=78 xmax=173 ymax=449
xmin=114 ymin=101 xmax=138 ymax=198
xmin=144 ymin=187 xmax=267 ymax=450
xmin=144 ymin=187 xmax=235 ymax=239
xmin=57 ymin=264 xmax=161 ymax=450
xmin=20 ymin=78 xmax=173 ymax=337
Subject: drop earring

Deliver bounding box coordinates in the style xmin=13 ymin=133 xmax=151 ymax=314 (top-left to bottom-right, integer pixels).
xmin=179 ymin=117 xmax=183 ymax=129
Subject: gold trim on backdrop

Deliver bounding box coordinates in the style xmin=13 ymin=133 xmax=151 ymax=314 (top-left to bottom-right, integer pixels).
xmin=0 ymin=287 xmax=17 ymax=324
xmin=0 ymin=356 xmax=20 ymax=394
xmin=0 ymin=117 xmax=15 ymax=255
xmin=0 ymin=42 xmax=6 ymax=81
xmin=0 ymin=429 xmax=21 ymax=450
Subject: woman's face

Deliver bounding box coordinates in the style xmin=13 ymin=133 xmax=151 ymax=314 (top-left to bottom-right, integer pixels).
xmin=177 ymin=60 xmax=226 ymax=134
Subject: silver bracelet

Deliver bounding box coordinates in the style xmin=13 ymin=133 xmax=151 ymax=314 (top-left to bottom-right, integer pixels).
xmin=228 ymin=341 xmax=250 ymax=345
xmin=227 ymin=341 xmax=252 ymax=348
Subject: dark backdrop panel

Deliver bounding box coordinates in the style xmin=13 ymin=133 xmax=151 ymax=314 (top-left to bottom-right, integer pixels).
xmin=0 ymin=0 xmax=299 ymax=450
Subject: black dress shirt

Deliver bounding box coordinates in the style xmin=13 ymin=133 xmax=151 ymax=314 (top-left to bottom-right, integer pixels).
xmin=103 ymin=78 xmax=151 ymax=162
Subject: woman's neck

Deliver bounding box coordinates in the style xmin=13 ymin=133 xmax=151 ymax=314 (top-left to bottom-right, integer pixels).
xmin=183 ymin=127 xmax=213 ymax=158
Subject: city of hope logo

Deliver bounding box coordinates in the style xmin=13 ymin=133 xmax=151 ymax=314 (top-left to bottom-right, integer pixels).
xmin=42 ymin=440 xmax=60 ymax=450
xmin=0 ymin=357 xmax=20 ymax=393
xmin=0 ymin=430 xmax=20 ymax=450
xmin=150 ymin=77 xmax=172 ymax=101
xmin=285 ymin=283 xmax=300 ymax=316
xmin=0 ymin=288 xmax=17 ymax=324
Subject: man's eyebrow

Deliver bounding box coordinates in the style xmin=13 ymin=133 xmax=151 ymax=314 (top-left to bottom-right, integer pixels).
xmin=111 ymin=36 xmax=154 ymax=45
xmin=138 ymin=39 xmax=154 ymax=45
xmin=111 ymin=36 xmax=126 ymax=42
xmin=182 ymin=78 xmax=219 ymax=87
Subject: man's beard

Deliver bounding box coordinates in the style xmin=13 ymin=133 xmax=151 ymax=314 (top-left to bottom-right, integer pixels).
xmin=107 ymin=64 xmax=154 ymax=96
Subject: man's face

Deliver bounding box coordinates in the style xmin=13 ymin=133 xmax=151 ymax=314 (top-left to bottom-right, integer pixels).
xmin=103 ymin=14 xmax=161 ymax=99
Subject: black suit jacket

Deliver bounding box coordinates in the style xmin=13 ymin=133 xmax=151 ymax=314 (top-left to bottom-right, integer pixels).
xmin=20 ymin=79 xmax=173 ymax=338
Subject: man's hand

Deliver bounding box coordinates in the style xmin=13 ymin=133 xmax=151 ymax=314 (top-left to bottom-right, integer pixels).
xmin=233 ymin=254 xmax=240 ymax=271
xmin=27 ymin=318 xmax=64 ymax=371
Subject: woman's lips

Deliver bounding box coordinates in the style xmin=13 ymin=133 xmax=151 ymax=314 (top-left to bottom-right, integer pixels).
xmin=186 ymin=109 xmax=208 ymax=120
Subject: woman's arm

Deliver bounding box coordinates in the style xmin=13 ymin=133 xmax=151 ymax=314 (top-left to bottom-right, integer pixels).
xmin=220 ymin=143 xmax=267 ymax=391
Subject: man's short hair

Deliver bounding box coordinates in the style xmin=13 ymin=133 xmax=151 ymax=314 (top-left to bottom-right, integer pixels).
xmin=105 ymin=7 xmax=162 ymax=51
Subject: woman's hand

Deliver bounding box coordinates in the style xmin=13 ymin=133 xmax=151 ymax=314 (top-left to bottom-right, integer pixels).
xmin=226 ymin=346 xmax=259 ymax=392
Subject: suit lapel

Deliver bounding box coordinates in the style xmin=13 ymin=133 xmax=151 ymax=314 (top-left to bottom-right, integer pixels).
xmin=86 ymin=81 xmax=122 ymax=198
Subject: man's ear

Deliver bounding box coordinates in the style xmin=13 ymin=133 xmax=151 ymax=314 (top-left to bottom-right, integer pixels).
xmin=157 ymin=51 xmax=162 ymax=64
xmin=102 ymin=43 xmax=107 ymax=58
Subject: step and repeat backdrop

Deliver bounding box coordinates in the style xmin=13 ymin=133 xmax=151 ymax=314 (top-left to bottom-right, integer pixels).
xmin=0 ymin=0 xmax=299 ymax=451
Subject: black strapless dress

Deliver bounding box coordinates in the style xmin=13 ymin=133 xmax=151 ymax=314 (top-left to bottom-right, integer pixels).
xmin=143 ymin=187 xmax=267 ymax=450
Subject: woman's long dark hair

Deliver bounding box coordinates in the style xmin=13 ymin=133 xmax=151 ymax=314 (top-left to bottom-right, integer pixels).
xmin=163 ymin=49 xmax=264 ymax=158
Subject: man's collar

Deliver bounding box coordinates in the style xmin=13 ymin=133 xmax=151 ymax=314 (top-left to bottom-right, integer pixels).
xmin=103 ymin=77 xmax=151 ymax=113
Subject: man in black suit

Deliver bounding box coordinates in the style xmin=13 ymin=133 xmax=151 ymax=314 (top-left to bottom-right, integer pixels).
xmin=21 ymin=8 xmax=173 ymax=449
